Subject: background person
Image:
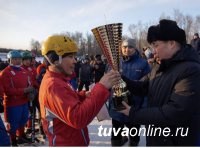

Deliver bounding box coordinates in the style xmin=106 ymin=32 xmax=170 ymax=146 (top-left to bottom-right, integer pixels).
xmin=191 ymin=33 xmax=200 ymax=55
xmin=78 ymin=57 xmax=92 ymax=91
xmin=93 ymin=54 xmax=105 ymax=83
xmin=109 ymin=38 xmax=150 ymax=146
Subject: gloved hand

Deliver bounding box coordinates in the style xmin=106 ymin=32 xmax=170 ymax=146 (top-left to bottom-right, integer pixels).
xmin=0 ymin=97 xmax=3 ymax=103
xmin=27 ymin=92 xmax=35 ymax=101
xmin=0 ymin=97 xmax=4 ymax=113
xmin=24 ymin=86 xmax=34 ymax=94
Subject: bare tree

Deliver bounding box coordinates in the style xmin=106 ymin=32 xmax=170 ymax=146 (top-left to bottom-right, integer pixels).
xmin=128 ymin=24 xmax=138 ymax=39
xmin=30 ymin=39 xmax=41 ymax=51
xmin=128 ymin=22 xmax=150 ymax=51
xmin=127 ymin=9 xmax=200 ymax=47
xmin=173 ymin=9 xmax=185 ymax=28
xmin=35 ymin=9 xmax=200 ymax=57
xmin=183 ymin=15 xmax=193 ymax=42
xmin=159 ymin=12 xmax=171 ymax=20
xmin=91 ymin=35 xmax=101 ymax=56
xmin=193 ymin=16 xmax=200 ymax=34
xmin=30 ymin=39 xmax=41 ymax=55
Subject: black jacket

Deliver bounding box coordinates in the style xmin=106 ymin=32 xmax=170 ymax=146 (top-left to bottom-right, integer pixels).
xmin=191 ymin=38 xmax=200 ymax=54
xmin=79 ymin=63 xmax=92 ymax=82
xmin=122 ymin=44 xmax=200 ymax=146
xmin=93 ymin=62 xmax=105 ymax=83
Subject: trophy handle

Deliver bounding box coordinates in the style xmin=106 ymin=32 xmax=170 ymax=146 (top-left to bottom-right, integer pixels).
xmin=112 ymin=78 xmax=130 ymax=111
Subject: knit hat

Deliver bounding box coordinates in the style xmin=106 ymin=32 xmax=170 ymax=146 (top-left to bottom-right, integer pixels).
xmin=194 ymin=33 xmax=199 ymax=37
xmin=122 ymin=38 xmax=137 ymax=49
xmin=147 ymin=19 xmax=186 ymax=45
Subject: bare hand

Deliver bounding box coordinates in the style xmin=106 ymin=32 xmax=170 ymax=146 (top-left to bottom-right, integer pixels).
xmin=85 ymin=91 xmax=91 ymax=97
xmin=99 ymin=70 xmax=121 ymax=89
xmin=95 ymin=65 xmax=99 ymax=69
xmin=118 ymin=101 xmax=131 ymax=116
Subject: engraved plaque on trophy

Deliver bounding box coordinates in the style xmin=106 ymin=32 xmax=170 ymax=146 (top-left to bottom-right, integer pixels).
xmin=92 ymin=23 xmax=130 ymax=110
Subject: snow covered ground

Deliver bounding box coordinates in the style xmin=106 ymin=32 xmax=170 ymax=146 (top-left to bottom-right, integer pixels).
xmin=88 ymin=118 xmax=146 ymax=146
xmin=1 ymin=113 xmax=146 ymax=146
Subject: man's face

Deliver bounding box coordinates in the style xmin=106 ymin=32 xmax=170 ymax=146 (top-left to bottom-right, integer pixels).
xmin=60 ymin=53 xmax=77 ymax=76
xmin=150 ymin=40 xmax=178 ymax=61
xmin=31 ymin=58 xmax=36 ymax=66
xmin=193 ymin=35 xmax=198 ymax=39
xmin=22 ymin=59 xmax=31 ymax=67
xmin=96 ymin=59 xmax=101 ymax=64
xmin=10 ymin=58 xmax=22 ymax=66
xmin=121 ymin=45 xmax=136 ymax=56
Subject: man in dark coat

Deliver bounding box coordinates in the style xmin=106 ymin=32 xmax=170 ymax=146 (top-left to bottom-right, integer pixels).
xmin=191 ymin=33 xmax=200 ymax=55
xmin=93 ymin=55 xmax=105 ymax=83
xmin=78 ymin=57 xmax=92 ymax=91
xmin=119 ymin=19 xmax=200 ymax=146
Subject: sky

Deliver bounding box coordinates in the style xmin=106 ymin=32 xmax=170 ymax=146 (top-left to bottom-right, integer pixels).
xmin=0 ymin=0 xmax=200 ymax=50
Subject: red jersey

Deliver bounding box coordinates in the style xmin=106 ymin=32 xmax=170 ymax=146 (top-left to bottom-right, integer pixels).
xmin=0 ymin=66 xmax=29 ymax=107
xmin=39 ymin=70 xmax=110 ymax=146
xmin=21 ymin=65 xmax=38 ymax=88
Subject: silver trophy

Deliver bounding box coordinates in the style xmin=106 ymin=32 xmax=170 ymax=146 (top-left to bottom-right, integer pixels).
xmin=92 ymin=23 xmax=130 ymax=110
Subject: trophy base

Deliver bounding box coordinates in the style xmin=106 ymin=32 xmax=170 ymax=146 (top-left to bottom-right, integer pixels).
xmin=113 ymin=96 xmax=129 ymax=111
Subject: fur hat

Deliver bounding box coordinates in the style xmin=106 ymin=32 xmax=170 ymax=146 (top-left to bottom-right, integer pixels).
xmin=147 ymin=19 xmax=186 ymax=45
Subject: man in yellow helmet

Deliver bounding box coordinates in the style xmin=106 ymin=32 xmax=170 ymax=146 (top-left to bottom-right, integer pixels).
xmin=39 ymin=35 xmax=121 ymax=146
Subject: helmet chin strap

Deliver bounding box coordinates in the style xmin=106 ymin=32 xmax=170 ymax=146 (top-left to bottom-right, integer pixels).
xmin=58 ymin=56 xmax=62 ymax=64
xmin=44 ymin=55 xmax=54 ymax=65
xmin=44 ymin=55 xmax=70 ymax=76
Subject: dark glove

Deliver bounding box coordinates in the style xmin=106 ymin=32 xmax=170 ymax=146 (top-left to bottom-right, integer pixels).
xmin=0 ymin=97 xmax=4 ymax=113
xmin=27 ymin=92 xmax=35 ymax=101
xmin=24 ymin=87 xmax=34 ymax=94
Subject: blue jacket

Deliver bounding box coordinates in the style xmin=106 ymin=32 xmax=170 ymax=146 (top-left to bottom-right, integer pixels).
xmin=109 ymin=51 xmax=150 ymax=123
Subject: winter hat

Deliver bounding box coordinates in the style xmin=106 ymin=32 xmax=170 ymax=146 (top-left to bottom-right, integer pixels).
xmin=95 ymin=54 xmax=102 ymax=60
xmin=122 ymin=38 xmax=137 ymax=49
xmin=194 ymin=33 xmax=199 ymax=37
xmin=147 ymin=19 xmax=186 ymax=45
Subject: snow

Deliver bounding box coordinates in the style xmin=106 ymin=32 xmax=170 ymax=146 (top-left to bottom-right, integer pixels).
xmin=1 ymin=113 xmax=146 ymax=147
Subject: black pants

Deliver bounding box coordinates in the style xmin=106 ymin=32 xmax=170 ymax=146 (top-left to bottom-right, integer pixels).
xmin=78 ymin=80 xmax=90 ymax=91
xmin=111 ymin=119 xmax=140 ymax=142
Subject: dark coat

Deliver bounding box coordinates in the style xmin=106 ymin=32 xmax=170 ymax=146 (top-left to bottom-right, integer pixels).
xmin=93 ymin=62 xmax=105 ymax=83
xmin=191 ymin=37 xmax=200 ymax=54
xmin=122 ymin=44 xmax=200 ymax=146
xmin=79 ymin=63 xmax=92 ymax=82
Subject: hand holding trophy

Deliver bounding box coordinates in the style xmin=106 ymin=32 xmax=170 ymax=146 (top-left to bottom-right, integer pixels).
xmin=92 ymin=23 xmax=130 ymax=111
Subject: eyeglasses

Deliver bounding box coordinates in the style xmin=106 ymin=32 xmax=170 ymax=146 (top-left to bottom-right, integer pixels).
xmin=122 ymin=46 xmax=134 ymax=49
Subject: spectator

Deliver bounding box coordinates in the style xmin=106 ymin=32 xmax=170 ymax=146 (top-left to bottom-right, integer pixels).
xmin=191 ymin=33 xmax=200 ymax=55
xmin=109 ymin=38 xmax=151 ymax=146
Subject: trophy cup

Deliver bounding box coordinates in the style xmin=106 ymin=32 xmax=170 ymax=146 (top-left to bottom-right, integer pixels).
xmin=91 ymin=23 xmax=130 ymax=111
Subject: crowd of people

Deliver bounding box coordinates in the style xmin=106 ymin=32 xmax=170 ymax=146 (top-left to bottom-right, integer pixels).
xmin=0 ymin=18 xmax=200 ymax=146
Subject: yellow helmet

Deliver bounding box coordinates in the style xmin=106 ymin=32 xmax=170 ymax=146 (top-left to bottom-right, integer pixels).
xmin=42 ymin=35 xmax=78 ymax=56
